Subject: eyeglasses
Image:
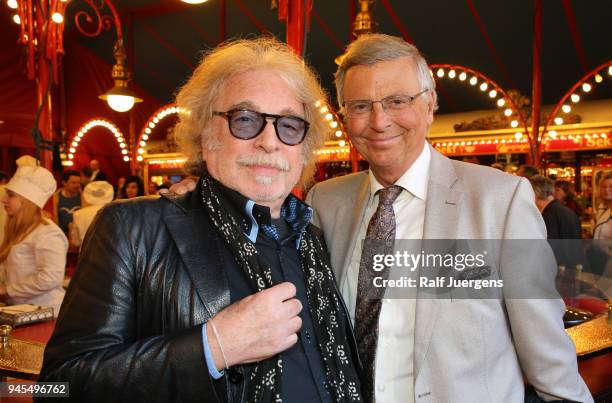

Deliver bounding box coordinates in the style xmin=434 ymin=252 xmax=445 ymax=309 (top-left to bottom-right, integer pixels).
xmin=342 ymin=89 xmax=430 ymax=118
xmin=213 ymin=109 xmax=310 ymax=146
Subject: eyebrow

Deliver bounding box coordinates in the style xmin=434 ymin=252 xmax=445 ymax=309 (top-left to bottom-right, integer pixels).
xmin=228 ymin=101 xmax=304 ymax=118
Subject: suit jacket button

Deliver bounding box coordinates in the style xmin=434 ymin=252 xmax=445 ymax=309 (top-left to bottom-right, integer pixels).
xmin=228 ymin=368 xmax=244 ymax=384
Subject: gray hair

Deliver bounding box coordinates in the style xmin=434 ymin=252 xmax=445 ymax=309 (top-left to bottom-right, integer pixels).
xmin=335 ymin=33 xmax=437 ymax=109
xmin=174 ymin=37 xmax=328 ymax=183
xmin=529 ymin=175 xmax=554 ymax=199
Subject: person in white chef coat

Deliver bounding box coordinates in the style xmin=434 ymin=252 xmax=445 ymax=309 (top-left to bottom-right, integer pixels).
xmin=0 ymin=156 xmax=67 ymax=317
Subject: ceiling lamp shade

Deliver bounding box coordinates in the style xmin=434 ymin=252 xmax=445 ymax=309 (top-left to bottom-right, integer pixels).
xmin=99 ymin=39 xmax=142 ymax=112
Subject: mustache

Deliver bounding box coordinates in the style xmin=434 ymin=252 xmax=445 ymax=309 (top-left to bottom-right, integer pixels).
xmin=236 ymin=154 xmax=290 ymax=171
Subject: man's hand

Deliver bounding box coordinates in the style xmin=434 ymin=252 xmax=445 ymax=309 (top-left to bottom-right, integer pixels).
xmin=160 ymin=177 xmax=197 ymax=195
xmin=207 ymin=282 xmax=302 ymax=369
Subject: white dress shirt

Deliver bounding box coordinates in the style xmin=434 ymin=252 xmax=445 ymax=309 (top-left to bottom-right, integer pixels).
xmin=341 ymin=143 xmax=430 ymax=403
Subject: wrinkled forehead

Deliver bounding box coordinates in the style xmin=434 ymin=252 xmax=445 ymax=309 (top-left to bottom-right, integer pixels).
xmin=215 ymin=69 xmax=305 ymax=116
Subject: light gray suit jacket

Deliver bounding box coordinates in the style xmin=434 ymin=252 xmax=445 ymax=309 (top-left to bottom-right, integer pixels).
xmin=306 ymin=145 xmax=592 ymax=403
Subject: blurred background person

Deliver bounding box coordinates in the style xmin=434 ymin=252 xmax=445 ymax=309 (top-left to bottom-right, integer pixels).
xmin=70 ymin=181 xmax=114 ymax=248
xmin=530 ymin=175 xmax=581 ymax=239
xmin=554 ymin=180 xmax=584 ymax=218
xmin=52 ymin=169 xmax=82 ymax=235
xmin=0 ymin=171 xmax=8 ymax=246
xmin=148 ymin=180 xmax=158 ymax=195
xmin=0 ymin=156 xmax=67 ymax=316
xmin=122 ymin=175 xmax=145 ymax=199
xmin=530 ymin=175 xmax=582 ymax=271
xmin=594 ymin=172 xmax=612 ymax=241
xmin=517 ymin=164 xmax=539 ymax=179
xmin=89 ymin=159 xmax=107 ymax=182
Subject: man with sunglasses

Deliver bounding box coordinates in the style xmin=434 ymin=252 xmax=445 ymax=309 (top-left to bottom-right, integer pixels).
xmin=306 ymin=34 xmax=591 ymax=403
xmin=39 ymin=38 xmax=362 ymax=403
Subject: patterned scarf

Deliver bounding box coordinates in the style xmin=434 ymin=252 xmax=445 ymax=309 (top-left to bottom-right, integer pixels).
xmin=201 ymin=175 xmax=362 ymax=403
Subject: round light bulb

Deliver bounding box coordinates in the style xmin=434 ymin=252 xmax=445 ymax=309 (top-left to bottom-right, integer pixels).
xmin=136 ymin=155 xmax=144 ymax=162
xmin=459 ymin=72 xmax=467 ymax=81
xmin=338 ymin=140 xmax=346 ymax=147
xmin=479 ymin=82 xmax=488 ymax=91
xmin=510 ymin=120 xmax=518 ymax=128
xmin=561 ymin=104 xmax=571 ymax=113
xmin=123 ymin=156 xmax=130 ymax=162
xmin=107 ymin=95 xmax=136 ymax=112
xmin=51 ymin=12 xmax=64 ymax=24
xmin=7 ymin=0 xmax=18 ymax=9
xmin=504 ymin=108 xmax=512 ymax=117
xmin=570 ymin=94 xmax=580 ymax=103
xmin=581 ymin=82 xmax=591 ymax=92
xmin=13 ymin=14 xmax=21 ymax=24
xmin=436 ymin=68 xmax=445 ymax=78
xmin=497 ymin=98 xmax=506 ymax=107
xmin=469 ymin=77 xmax=478 ymax=85
xmin=594 ymin=74 xmax=603 ymax=83
xmin=554 ymin=117 xmax=564 ymax=125
xmin=448 ymin=70 xmax=456 ymax=79
xmin=335 ymin=130 xmax=343 ymax=138
xmin=488 ymin=89 xmax=497 ymax=98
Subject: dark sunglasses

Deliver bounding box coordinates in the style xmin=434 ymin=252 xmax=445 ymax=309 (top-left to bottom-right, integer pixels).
xmin=213 ymin=109 xmax=310 ymax=146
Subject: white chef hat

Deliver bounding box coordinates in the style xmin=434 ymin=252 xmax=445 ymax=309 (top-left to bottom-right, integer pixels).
xmin=6 ymin=156 xmax=57 ymax=208
xmin=83 ymin=181 xmax=114 ymax=206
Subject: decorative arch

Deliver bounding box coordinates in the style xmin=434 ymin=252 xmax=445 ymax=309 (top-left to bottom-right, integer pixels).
xmin=542 ymin=60 xmax=612 ymax=140
xmin=136 ymin=104 xmax=181 ymax=162
xmin=66 ymin=118 xmax=129 ymax=165
xmin=429 ymin=64 xmax=528 ymax=135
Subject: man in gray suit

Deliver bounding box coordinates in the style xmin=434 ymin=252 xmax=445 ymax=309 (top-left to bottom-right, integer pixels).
xmin=306 ymin=34 xmax=591 ymax=403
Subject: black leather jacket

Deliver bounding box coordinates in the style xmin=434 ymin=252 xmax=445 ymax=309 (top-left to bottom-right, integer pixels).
xmin=38 ymin=183 xmax=359 ymax=402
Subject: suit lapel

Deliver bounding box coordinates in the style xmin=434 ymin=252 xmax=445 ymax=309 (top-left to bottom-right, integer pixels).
xmin=336 ymin=173 xmax=371 ymax=283
xmin=414 ymin=146 xmax=463 ymax=378
xmin=163 ymin=195 xmax=231 ymax=321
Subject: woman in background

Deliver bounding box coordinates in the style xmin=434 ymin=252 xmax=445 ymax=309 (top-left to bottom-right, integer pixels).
xmin=0 ymin=156 xmax=67 ymax=316
xmin=121 ymin=175 xmax=145 ymax=199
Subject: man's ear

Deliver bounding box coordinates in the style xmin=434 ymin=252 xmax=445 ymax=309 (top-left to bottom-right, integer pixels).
xmin=426 ymin=91 xmax=437 ymax=125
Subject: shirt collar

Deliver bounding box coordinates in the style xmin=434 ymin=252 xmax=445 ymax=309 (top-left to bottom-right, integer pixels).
xmin=368 ymin=142 xmax=431 ymax=201
xmin=211 ymin=177 xmax=312 ymax=248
